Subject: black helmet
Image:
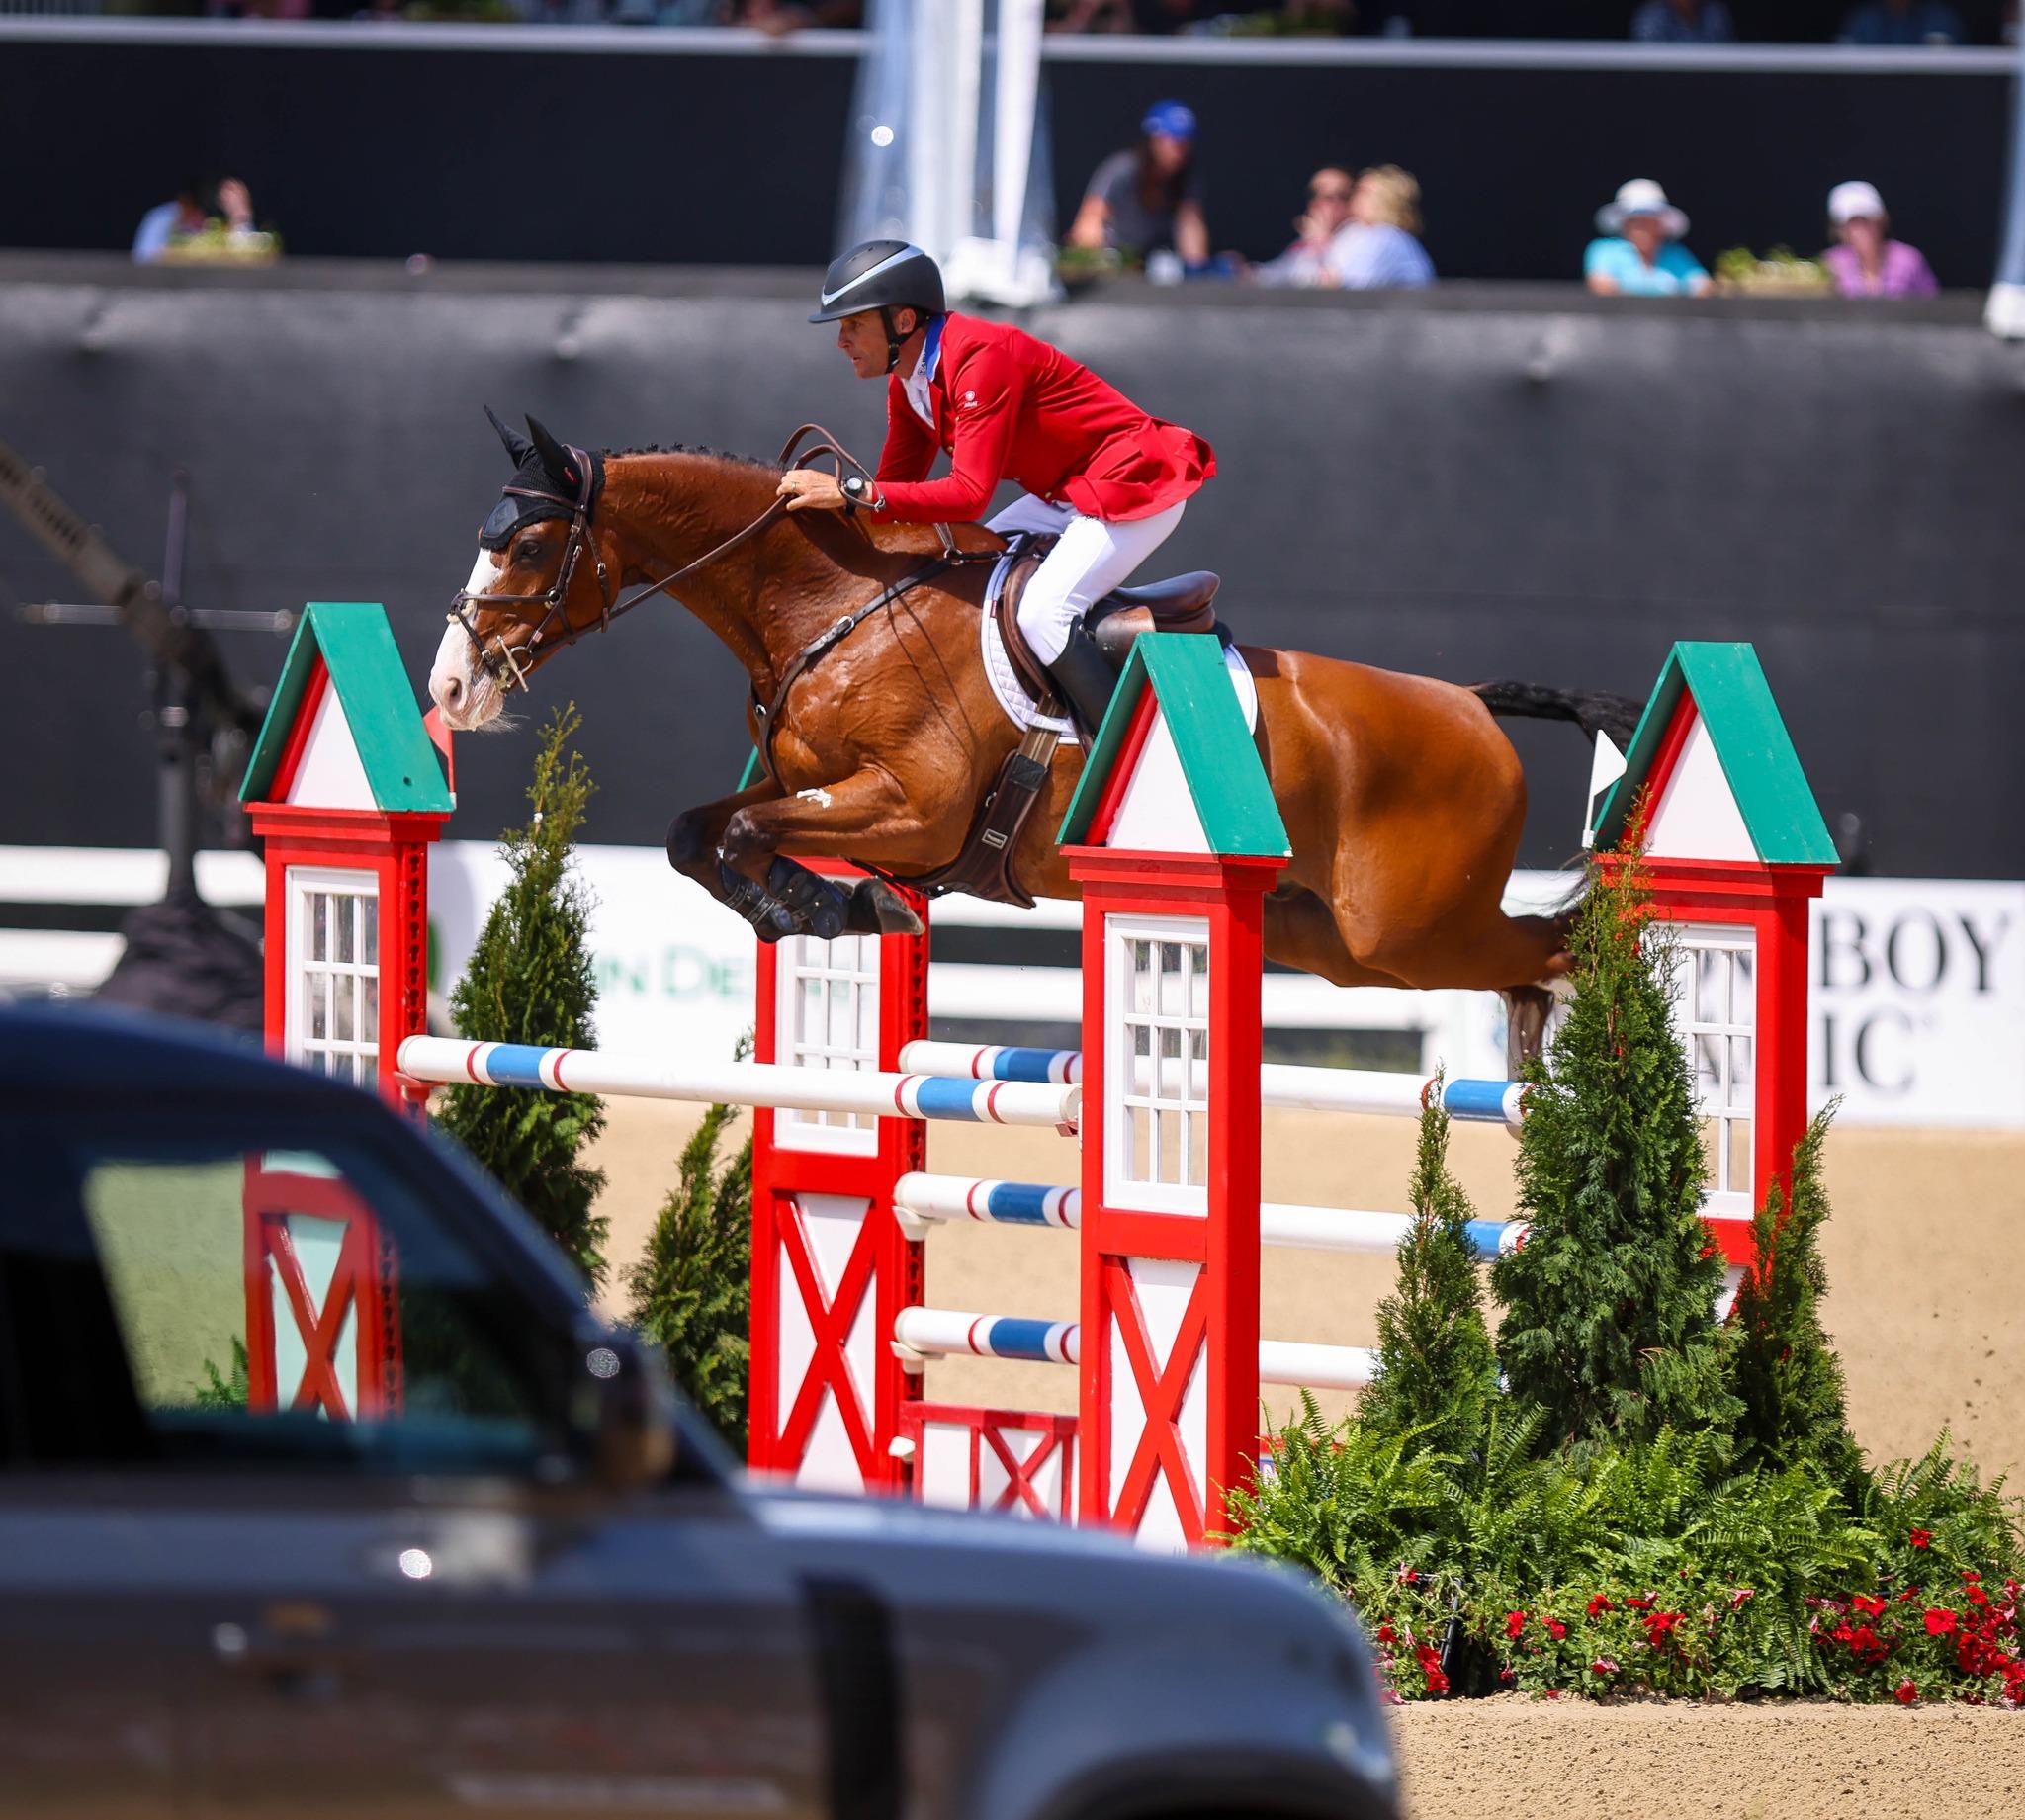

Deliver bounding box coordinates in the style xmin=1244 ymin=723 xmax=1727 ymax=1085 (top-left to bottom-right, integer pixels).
xmin=809 ymin=239 xmax=945 ymax=324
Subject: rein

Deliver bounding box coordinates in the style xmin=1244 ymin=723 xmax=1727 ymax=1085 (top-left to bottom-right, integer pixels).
xmin=448 ymin=423 xmax=989 ymax=725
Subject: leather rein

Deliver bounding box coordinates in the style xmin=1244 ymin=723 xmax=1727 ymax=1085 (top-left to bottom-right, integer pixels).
xmin=447 ymin=424 xmax=993 ymax=780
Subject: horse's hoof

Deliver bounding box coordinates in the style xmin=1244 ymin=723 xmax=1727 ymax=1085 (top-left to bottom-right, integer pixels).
xmin=848 ymin=879 xmax=925 ymax=937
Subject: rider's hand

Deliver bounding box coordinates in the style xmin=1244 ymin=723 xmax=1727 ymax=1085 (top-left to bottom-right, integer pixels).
xmin=777 ymin=470 xmax=847 ymax=513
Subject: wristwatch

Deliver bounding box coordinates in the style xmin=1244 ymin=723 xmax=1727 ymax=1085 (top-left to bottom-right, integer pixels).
xmin=842 ymin=474 xmax=880 ymax=512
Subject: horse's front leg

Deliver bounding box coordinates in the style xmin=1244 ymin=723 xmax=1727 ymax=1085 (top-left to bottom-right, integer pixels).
xmin=719 ymin=765 xmax=927 ymax=942
xmin=666 ymin=778 xmax=819 ymax=941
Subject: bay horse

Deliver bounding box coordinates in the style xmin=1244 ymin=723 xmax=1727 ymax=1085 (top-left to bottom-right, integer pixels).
xmin=430 ymin=416 xmax=1637 ymax=1060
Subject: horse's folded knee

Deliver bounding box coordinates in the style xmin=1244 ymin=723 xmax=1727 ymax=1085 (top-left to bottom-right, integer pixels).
xmin=666 ymin=809 xmax=711 ymax=870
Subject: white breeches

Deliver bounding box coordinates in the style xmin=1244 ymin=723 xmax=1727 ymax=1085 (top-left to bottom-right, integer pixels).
xmin=986 ymin=494 xmax=1188 ymax=665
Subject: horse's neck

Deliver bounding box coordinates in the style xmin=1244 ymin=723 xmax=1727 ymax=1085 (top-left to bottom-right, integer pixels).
xmin=608 ymin=453 xmax=914 ymax=688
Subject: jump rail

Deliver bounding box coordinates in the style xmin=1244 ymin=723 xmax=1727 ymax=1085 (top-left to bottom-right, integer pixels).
xmin=396 ymin=1037 xmax=1082 ymax=1128
xmin=892 ymin=1306 xmax=1377 ymax=1392
xmin=899 ymin=1041 xmax=1528 ymax=1128
xmin=892 ymin=1170 xmax=1527 ymax=1258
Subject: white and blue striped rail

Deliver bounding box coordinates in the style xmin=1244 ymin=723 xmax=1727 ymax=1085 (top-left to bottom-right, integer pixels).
xmin=898 ymin=1042 xmax=1527 ymax=1128
xmin=893 ymin=1171 xmax=1525 ymax=1258
xmin=892 ymin=1306 xmax=1376 ymax=1391
xmin=397 ymin=1037 xmax=1083 ymax=1128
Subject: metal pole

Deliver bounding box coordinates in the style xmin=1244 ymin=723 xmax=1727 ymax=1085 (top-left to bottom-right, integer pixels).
xmin=156 ymin=466 xmax=198 ymax=898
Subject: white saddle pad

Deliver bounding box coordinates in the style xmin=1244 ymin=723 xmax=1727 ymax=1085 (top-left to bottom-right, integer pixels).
xmin=979 ymin=548 xmax=1259 ymax=736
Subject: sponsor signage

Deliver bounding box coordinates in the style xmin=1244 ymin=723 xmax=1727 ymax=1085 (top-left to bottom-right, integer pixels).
xmin=428 ymin=846 xmax=2024 ymax=1131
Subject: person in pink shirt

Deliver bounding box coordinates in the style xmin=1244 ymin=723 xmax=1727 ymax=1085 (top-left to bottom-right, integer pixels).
xmin=1823 ymin=181 xmax=1938 ymax=299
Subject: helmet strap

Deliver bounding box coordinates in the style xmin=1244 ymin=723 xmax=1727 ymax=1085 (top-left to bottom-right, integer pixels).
xmin=880 ymin=306 xmax=926 ymax=375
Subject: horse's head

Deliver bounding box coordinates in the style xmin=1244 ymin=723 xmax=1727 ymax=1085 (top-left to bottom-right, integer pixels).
xmin=429 ymin=409 xmax=615 ymax=731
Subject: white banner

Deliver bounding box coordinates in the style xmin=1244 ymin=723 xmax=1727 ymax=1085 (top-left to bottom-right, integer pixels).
xmin=427 ymin=845 xmax=2025 ymax=1132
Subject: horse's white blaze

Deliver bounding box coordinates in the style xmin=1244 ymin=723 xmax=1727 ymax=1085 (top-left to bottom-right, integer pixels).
xmin=428 ymin=549 xmax=507 ymax=731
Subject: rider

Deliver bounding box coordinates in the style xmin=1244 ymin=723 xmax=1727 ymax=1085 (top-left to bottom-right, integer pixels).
xmin=777 ymin=238 xmax=1215 ymax=737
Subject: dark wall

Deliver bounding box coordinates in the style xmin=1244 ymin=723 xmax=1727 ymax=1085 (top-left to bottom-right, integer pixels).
xmin=1 ymin=262 xmax=2019 ymax=879
xmin=0 ymin=38 xmax=2009 ymax=283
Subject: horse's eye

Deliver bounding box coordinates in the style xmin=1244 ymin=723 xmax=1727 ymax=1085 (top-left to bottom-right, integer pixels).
xmin=516 ymin=540 xmax=542 ymax=563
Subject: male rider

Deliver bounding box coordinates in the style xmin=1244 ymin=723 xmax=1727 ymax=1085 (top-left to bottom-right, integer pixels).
xmin=777 ymin=239 xmax=1214 ymax=737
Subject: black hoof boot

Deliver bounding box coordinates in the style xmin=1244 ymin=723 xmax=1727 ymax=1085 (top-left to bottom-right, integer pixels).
xmin=766 ymin=858 xmax=851 ymax=942
xmin=716 ymin=862 xmax=797 ymax=943
xmin=844 ymin=877 xmax=925 ymax=937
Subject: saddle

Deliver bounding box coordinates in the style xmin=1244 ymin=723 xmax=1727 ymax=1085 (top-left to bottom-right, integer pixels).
xmin=992 ymin=536 xmax=1222 ymax=706
xmin=905 ymin=536 xmax=1225 ymax=908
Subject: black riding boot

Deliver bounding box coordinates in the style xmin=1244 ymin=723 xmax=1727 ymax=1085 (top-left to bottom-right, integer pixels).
xmin=1043 ymin=623 xmax=1120 ymax=743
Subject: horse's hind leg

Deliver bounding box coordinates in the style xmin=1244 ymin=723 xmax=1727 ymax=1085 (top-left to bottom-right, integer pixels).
xmin=1263 ymin=886 xmax=1411 ymax=990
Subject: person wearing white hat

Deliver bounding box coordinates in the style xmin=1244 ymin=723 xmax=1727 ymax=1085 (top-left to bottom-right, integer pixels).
xmin=1822 ymin=181 xmax=1938 ymax=300
xmin=1584 ymin=179 xmax=1711 ymax=298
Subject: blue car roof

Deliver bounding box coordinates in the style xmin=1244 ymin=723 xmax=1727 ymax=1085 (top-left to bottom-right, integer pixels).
xmin=0 ymin=1000 xmax=360 ymax=1103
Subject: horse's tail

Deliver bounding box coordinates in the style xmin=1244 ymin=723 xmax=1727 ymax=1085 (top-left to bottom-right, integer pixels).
xmin=1467 ymin=679 xmax=1642 ymax=748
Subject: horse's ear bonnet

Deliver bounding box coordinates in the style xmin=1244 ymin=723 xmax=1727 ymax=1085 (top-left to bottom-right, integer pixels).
xmin=478 ymin=406 xmax=604 ymax=550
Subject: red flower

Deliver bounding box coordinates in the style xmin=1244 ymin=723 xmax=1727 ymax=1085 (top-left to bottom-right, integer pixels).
xmin=1831 ymin=1623 xmax=1855 ymax=1645
xmin=1894 ymin=1680 xmax=1918 ymax=1705
xmin=1417 ymin=1642 xmax=1448 ymax=1695
xmin=1850 ymin=1626 xmax=1889 ymax=1665
xmin=1925 ymin=1608 xmax=1958 ymax=1636
xmin=1897 ymin=1586 xmax=1921 ymax=1603
xmin=1642 ymin=1610 xmax=1686 ymax=1651
xmin=1376 ymin=1623 xmax=1397 ymax=1645
xmin=1398 ymin=1568 xmax=1420 ymax=1584
xmin=1963 ymin=1569 xmax=1981 ymax=1583
xmin=1587 ymin=1595 xmax=1613 ymax=1617
xmin=1850 ymin=1594 xmax=1886 ymax=1617
xmin=1544 ymin=1617 xmax=1567 ymax=1641
xmin=1968 ymin=1586 xmax=1990 ymax=1608
xmin=1624 ymin=1594 xmax=1653 ymax=1610
xmin=1909 ymin=1529 xmax=1931 ymax=1549
xmin=1730 ymin=1588 xmax=1756 ymax=1612
xmin=1591 ymin=1658 xmax=1620 ymax=1675
xmin=1506 ymin=1609 xmax=1528 ymax=1640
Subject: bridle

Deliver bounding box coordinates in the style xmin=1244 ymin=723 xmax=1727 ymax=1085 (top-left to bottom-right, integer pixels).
xmin=447 ymin=424 xmax=996 ymax=782
xmin=446 ymin=423 xmax=891 ymax=694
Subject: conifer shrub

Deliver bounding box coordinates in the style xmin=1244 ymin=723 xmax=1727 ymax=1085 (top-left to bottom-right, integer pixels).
xmin=625 ymin=1089 xmax=753 ymax=1455
xmin=1358 ymin=1081 xmax=1499 ymax=1466
xmin=1492 ymin=839 xmax=1739 ymax=1456
xmin=1728 ymin=1106 xmax=1864 ymax=1496
xmin=436 ymin=706 xmax=609 ymax=1290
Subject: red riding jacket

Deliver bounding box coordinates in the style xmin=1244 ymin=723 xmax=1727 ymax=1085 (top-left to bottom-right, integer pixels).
xmin=872 ymin=312 xmax=1214 ymax=525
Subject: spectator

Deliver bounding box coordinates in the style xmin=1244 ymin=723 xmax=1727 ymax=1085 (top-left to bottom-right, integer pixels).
xmin=1329 ymin=165 xmax=1435 ymax=289
xmin=1253 ymin=166 xmax=1357 ymax=287
xmin=1629 ymin=0 xmax=1734 ymax=40
xmin=1067 ymin=99 xmax=1210 ymax=268
xmin=132 ymin=177 xmax=257 ymax=265
xmin=1048 ymin=1 xmax=1216 ymax=28
xmin=1584 ymin=179 xmax=1711 ymax=296
xmin=1821 ymin=180 xmax=1939 ymax=297
xmin=1837 ymin=0 xmax=1965 ymax=42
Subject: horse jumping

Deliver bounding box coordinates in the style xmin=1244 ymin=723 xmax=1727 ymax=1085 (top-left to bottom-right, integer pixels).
xmin=428 ymin=416 xmax=1634 ymax=1052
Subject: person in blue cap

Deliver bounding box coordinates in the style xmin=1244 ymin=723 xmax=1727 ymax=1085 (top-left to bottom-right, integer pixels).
xmin=1066 ymin=99 xmax=1209 ymax=270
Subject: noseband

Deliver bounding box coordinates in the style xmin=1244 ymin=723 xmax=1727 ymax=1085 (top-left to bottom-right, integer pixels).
xmin=447 ymin=425 xmax=881 ymax=696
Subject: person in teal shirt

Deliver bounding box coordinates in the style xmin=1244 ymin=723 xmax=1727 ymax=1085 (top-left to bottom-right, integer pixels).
xmin=1584 ymin=179 xmax=1711 ymax=298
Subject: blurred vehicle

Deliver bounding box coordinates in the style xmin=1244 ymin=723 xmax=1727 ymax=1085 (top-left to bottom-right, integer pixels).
xmin=0 ymin=1001 xmax=1399 ymax=1820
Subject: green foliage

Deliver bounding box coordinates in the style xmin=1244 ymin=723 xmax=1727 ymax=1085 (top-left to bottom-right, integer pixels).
xmin=1728 ymin=1107 xmax=1864 ymax=1495
xmin=1235 ymin=1405 xmax=2023 ymax=1704
xmin=1493 ymin=845 xmax=1738 ymax=1456
xmin=436 ymin=706 xmax=608 ymax=1289
xmin=192 ymin=1337 xmax=249 ymax=1410
xmin=625 ymin=1089 xmax=753 ymax=1456
xmin=1358 ymin=1084 xmax=1500 ymax=1464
